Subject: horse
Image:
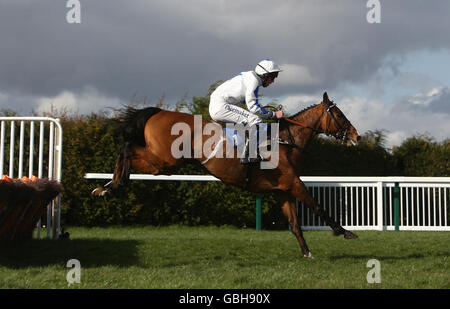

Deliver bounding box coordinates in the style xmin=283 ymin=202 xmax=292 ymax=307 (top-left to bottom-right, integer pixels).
xmin=93 ymin=92 xmax=360 ymax=258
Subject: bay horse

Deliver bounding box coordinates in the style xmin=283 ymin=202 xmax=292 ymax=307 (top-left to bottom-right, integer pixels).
xmin=93 ymin=92 xmax=360 ymax=258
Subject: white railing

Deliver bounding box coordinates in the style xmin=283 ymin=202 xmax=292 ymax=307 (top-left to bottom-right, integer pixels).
xmin=0 ymin=117 xmax=63 ymax=239
xmin=296 ymin=177 xmax=450 ymax=231
xmin=84 ymin=174 xmax=450 ymax=231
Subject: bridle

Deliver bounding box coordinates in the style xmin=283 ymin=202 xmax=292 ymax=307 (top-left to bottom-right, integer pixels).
xmin=280 ymin=101 xmax=352 ymax=149
xmin=322 ymin=101 xmax=350 ymax=142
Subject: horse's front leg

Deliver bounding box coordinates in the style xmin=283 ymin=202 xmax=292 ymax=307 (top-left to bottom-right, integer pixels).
xmin=276 ymin=191 xmax=313 ymax=258
xmin=290 ymin=178 xmax=358 ymax=239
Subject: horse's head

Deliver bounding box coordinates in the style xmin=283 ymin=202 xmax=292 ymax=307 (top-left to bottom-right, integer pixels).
xmin=320 ymin=92 xmax=360 ymax=146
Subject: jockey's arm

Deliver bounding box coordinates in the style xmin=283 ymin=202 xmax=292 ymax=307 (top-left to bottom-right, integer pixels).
xmin=245 ymin=86 xmax=275 ymax=120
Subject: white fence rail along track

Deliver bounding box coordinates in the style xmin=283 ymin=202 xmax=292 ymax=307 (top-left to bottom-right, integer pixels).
xmin=296 ymin=177 xmax=449 ymax=231
xmin=85 ymin=174 xmax=450 ymax=231
xmin=0 ymin=117 xmax=63 ymax=239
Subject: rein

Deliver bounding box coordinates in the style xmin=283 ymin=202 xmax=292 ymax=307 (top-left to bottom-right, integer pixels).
xmin=279 ymin=101 xmax=350 ymax=149
xmin=283 ymin=117 xmax=324 ymax=134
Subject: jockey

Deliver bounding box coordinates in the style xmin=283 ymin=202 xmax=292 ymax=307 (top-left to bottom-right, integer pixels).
xmin=209 ymin=59 xmax=284 ymax=164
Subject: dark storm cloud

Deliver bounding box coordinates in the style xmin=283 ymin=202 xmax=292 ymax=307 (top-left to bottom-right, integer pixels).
xmin=1 ymin=0 xmax=450 ymax=111
xmin=0 ymin=0 xmax=239 ymax=102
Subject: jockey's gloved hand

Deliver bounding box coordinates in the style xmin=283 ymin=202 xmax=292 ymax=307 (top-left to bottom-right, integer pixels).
xmin=274 ymin=110 xmax=284 ymax=119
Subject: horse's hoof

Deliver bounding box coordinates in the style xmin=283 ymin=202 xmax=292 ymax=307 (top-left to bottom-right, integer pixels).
xmin=344 ymin=231 xmax=358 ymax=239
xmin=91 ymin=187 xmax=102 ymax=196
xmin=303 ymin=252 xmax=314 ymax=259
xmin=91 ymin=187 xmax=108 ymax=197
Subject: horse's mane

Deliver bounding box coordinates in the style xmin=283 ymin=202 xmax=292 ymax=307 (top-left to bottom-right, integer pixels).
xmin=288 ymin=103 xmax=320 ymax=119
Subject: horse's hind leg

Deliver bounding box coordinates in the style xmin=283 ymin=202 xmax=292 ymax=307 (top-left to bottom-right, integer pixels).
xmin=131 ymin=146 xmax=176 ymax=175
xmin=92 ymin=142 xmax=132 ymax=196
xmin=130 ymin=159 xmax=160 ymax=174
xmin=277 ymin=192 xmax=313 ymax=258
xmin=290 ymin=178 xmax=357 ymax=240
xmin=91 ymin=145 xmax=160 ymax=197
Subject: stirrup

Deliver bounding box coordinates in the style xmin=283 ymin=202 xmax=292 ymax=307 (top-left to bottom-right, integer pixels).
xmin=240 ymin=154 xmax=265 ymax=164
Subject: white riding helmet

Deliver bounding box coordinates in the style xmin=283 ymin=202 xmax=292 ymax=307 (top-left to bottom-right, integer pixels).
xmin=255 ymin=59 xmax=282 ymax=76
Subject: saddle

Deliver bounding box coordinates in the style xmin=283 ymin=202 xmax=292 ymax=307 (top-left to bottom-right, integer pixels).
xmin=223 ymin=123 xmax=272 ymax=164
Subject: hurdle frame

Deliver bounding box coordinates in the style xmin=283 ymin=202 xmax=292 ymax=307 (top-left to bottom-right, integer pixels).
xmin=0 ymin=117 xmax=63 ymax=239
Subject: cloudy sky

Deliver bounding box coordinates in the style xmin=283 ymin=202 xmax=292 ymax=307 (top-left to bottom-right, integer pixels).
xmin=1 ymin=0 xmax=449 ymax=148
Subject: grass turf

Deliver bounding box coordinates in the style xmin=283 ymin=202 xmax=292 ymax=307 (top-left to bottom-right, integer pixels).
xmin=0 ymin=226 xmax=448 ymax=289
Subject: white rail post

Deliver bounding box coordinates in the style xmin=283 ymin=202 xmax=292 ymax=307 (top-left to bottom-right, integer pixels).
xmin=0 ymin=121 xmax=4 ymax=175
xmin=28 ymin=121 xmax=35 ymax=177
xmin=9 ymin=121 xmax=15 ymax=178
xmin=18 ymin=121 xmax=25 ymax=178
xmin=36 ymin=121 xmax=44 ymax=239
xmin=53 ymin=118 xmax=62 ymax=239
xmin=377 ymin=181 xmax=384 ymax=230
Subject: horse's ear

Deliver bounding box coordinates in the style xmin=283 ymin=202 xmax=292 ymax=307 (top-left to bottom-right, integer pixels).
xmin=323 ymin=92 xmax=329 ymax=102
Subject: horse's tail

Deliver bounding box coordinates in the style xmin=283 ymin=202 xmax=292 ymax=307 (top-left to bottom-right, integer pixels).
xmin=110 ymin=141 xmax=132 ymax=190
xmin=92 ymin=106 xmax=161 ymax=197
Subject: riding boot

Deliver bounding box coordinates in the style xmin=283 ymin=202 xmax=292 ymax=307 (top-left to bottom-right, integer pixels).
xmin=240 ymin=125 xmax=264 ymax=164
xmin=240 ymin=130 xmax=250 ymax=164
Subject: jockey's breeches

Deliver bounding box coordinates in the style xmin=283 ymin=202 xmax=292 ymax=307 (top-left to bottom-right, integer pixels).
xmin=209 ymin=93 xmax=262 ymax=127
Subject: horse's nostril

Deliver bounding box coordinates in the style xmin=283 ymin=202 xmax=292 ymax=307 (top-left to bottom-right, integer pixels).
xmin=357 ymin=135 xmax=361 ymax=142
